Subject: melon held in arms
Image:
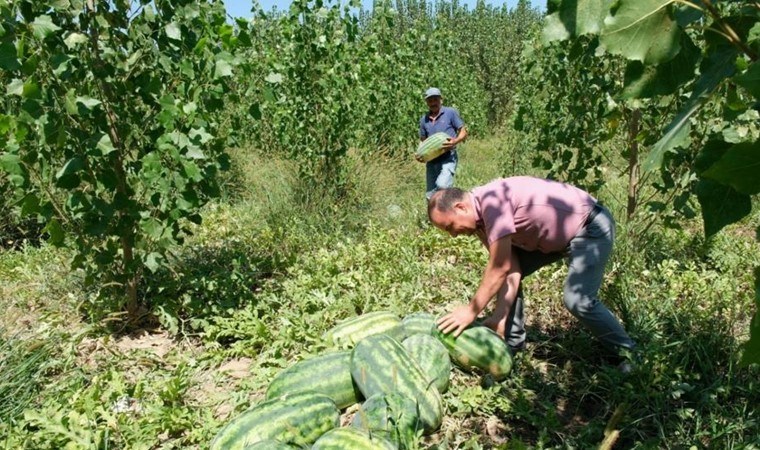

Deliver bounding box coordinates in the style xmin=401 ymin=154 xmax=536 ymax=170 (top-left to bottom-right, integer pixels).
xmin=210 ymin=391 xmax=339 ymax=450
xmin=266 ymin=350 xmax=361 ymax=409
xmin=350 ymin=334 xmax=443 ymax=434
xmin=415 ymin=132 xmax=450 ymax=162
xmin=434 ymin=324 xmax=513 ymax=381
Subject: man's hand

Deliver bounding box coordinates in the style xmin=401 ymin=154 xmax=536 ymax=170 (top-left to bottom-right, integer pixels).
xmin=414 ymin=153 xmax=425 ymax=163
xmin=437 ymin=304 xmax=477 ymax=337
xmin=441 ymin=137 xmax=457 ymax=151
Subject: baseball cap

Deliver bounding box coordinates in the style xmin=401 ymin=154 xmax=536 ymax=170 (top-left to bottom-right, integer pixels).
xmin=424 ymin=87 xmax=442 ymax=99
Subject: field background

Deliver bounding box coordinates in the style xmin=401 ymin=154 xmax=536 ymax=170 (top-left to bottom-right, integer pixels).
xmin=1 ymin=0 xmax=759 ymax=449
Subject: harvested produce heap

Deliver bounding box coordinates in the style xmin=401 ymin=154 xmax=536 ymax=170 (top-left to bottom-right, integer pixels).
xmin=211 ymin=310 xmax=514 ymax=449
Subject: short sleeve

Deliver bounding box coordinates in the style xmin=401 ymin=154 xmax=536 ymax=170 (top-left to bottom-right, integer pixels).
xmin=419 ymin=115 xmax=427 ymax=138
xmin=450 ymin=108 xmax=465 ymax=130
xmin=480 ymin=195 xmax=515 ymax=245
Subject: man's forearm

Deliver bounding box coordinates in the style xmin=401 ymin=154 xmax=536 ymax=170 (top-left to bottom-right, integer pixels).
xmin=468 ymin=265 xmax=509 ymax=316
xmin=455 ymin=127 xmax=467 ymax=144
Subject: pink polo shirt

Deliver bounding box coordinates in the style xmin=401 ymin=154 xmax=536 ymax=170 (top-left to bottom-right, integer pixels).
xmin=471 ymin=177 xmax=596 ymax=253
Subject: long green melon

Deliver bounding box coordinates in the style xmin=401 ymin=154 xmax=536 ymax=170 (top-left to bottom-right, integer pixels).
xmin=266 ymin=351 xmax=361 ymax=409
xmin=434 ymin=325 xmax=513 ymax=381
xmin=243 ymin=440 xmax=298 ymax=449
xmin=312 ymin=427 xmax=396 ymax=450
xmin=351 ymin=392 xmax=421 ymax=448
xmin=401 ymin=312 xmax=436 ymax=337
xmin=350 ymin=334 xmax=443 ymax=434
xmin=325 ymin=311 xmax=405 ymax=349
xmin=415 ymin=132 xmax=450 ymax=162
xmin=210 ymin=392 xmax=339 ymax=450
xmin=402 ymin=334 xmax=451 ymax=393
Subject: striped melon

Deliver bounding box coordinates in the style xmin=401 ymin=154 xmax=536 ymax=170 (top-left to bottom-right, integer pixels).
xmin=350 ymin=334 xmax=443 ymax=434
xmin=401 ymin=312 xmax=436 ymax=337
xmin=402 ymin=334 xmax=451 ymax=393
xmin=243 ymin=440 xmax=297 ymax=449
xmin=325 ymin=311 xmax=405 ymax=349
xmin=415 ymin=132 xmax=450 ymax=162
xmin=434 ymin=325 xmax=513 ymax=381
xmin=266 ymin=351 xmax=361 ymax=409
xmin=210 ymin=392 xmax=339 ymax=449
xmin=312 ymin=427 xmax=396 ymax=450
xmin=351 ymin=392 xmax=421 ymax=448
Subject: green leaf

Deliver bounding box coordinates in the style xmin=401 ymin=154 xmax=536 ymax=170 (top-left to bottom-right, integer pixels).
xmin=600 ymin=0 xmax=681 ymax=64
xmin=31 ymin=15 xmax=61 ymax=40
xmin=141 ymin=218 xmax=164 ymax=240
xmin=6 ymin=78 xmax=23 ymax=96
xmin=735 ymin=62 xmax=760 ymax=100
xmin=642 ymin=113 xmax=692 ymax=172
xmin=76 ymin=96 xmax=101 ymax=110
xmin=189 ymin=127 xmax=212 ymax=144
xmin=643 ymin=47 xmax=737 ymax=172
xmin=185 ymin=147 xmax=206 ymax=160
xmin=214 ymin=59 xmax=233 ymax=78
xmin=702 ymin=140 xmax=760 ymax=195
xmin=144 ymin=252 xmax=163 ymax=273
xmin=96 ymin=134 xmax=116 ymax=155
xmin=542 ymin=0 xmax=613 ymax=43
xmin=622 ymin=35 xmax=699 ymax=99
xmin=249 ymin=103 xmax=261 ymax=120
xmin=165 ymin=22 xmax=181 ymax=41
xmin=749 ymin=23 xmax=760 ymax=45
xmin=0 ymin=153 xmax=23 ymax=175
xmin=64 ymin=32 xmax=88 ymax=49
xmin=740 ymin=267 xmax=760 ymax=366
xmin=20 ymin=193 xmax=40 ymax=216
xmin=44 ymin=218 xmax=64 ymax=245
xmin=265 ymin=72 xmax=284 ymax=84
xmin=0 ymin=41 xmax=20 ymax=71
xmin=695 ymin=139 xmax=730 ymax=174
xmin=56 ymin=156 xmax=86 ymax=179
xmin=695 ymin=179 xmax=751 ymax=238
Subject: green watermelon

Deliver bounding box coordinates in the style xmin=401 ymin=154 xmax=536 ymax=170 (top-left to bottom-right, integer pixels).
xmin=312 ymin=427 xmax=396 ymax=450
xmin=350 ymin=334 xmax=443 ymax=434
xmin=325 ymin=311 xmax=405 ymax=349
xmin=402 ymin=334 xmax=451 ymax=393
xmin=243 ymin=440 xmax=297 ymax=449
xmin=210 ymin=392 xmax=338 ymax=450
xmin=401 ymin=312 xmax=436 ymax=337
xmin=266 ymin=351 xmax=361 ymax=409
xmin=351 ymin=392 xmax=421 ymax=448
xmin=434 ymin=325 xmax=513 ymax=380
xmin=415 ymin=132 xmax=450 ymax=162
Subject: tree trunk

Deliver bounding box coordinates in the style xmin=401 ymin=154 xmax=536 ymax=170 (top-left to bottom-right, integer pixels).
xmin=87 ymin=0 xmax=139 ymax=319
xmin=627 ymin=108 xmax=641 ymax=221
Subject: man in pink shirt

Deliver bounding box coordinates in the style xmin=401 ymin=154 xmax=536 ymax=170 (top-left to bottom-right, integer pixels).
xmin=429 ymin=176 xmax=636 ymax=361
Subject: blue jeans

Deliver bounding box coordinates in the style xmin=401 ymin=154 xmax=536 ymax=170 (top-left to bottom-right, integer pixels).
xmin=425 ymin=150 xmax=458 ymax=199
xmin=503 ymin=205 xmax=636 ymax=353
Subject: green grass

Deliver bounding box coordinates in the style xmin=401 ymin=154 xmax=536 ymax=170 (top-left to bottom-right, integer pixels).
xmin=0 ymin=138 xmax=758 ymax=449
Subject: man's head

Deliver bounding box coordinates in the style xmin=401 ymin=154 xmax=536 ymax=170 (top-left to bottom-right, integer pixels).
xmin=428 ymin=188 xmax=478 ymax=238
xmin=424 ymin=87 xmax=442 ymax=114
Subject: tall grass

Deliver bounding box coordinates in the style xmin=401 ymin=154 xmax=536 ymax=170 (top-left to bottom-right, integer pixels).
xmin=0 ymin=331 xmax=55 ymax=421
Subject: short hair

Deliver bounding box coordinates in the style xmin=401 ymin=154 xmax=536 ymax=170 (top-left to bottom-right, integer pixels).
xmin=427 ymin=188 xmax=467 ymax=220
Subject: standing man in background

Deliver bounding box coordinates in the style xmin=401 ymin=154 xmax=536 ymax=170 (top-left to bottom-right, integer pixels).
xmin=417 ymin=87 xmax=468 ymax=200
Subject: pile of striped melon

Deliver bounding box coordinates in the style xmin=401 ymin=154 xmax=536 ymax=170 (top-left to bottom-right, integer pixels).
xmin=211 ymin=311 xmax=514 ymax=449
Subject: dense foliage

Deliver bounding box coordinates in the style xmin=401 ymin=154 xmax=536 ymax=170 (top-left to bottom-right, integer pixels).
xmin=0 ymin=0 xmax=758 ymax=448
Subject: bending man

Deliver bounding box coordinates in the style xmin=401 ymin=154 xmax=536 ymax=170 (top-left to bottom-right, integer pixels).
xmin=430 ymin=177 xmax=636 ymax=362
